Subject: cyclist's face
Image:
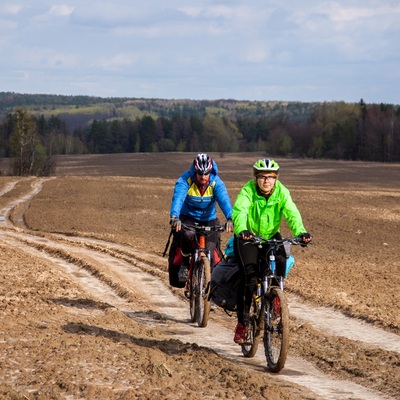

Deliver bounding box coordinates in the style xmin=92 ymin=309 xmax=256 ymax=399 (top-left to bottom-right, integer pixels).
xmin=256 ymin=173 xmax=277 ymax=191
xmin=196 ymin=172 xmax=210 ymax=185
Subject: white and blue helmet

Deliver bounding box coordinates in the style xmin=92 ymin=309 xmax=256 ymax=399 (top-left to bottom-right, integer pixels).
xmin=194 ymin=153 xmax=212 ymax=174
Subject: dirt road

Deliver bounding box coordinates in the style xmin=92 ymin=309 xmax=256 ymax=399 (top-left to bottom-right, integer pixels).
xmin=0 ymin=153 xmax=399 ymax=400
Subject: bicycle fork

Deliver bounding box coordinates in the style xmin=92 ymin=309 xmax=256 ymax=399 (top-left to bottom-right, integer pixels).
xmin=194 ymin=235 xmax=211 ymax=297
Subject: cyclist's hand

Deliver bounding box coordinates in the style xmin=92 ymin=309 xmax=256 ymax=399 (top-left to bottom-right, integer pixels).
xmin=170 ymin=216 xmax=182 ymax=231
xmin=299 ymin=232 xmax=312 ymax=246
xmin=225 ymin=218 xmax=234 ymax=232
xmin=239 ymin=230 xmax=254 ymax=240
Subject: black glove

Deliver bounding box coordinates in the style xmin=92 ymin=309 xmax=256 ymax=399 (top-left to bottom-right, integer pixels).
xmin=239 ymin=230 xmax=254 ymax=239
xmin=225 ymin=218 xmax=234 ymax=232
xmin=170 ymin=216 xmax=181 ymax=230
xmin=299 ymin=232 xmax=312 ymax=246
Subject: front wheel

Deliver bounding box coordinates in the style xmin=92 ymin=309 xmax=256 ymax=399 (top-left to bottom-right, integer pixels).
xmin=195 ymin=255 xmax=211 ymax=327
xmin=263 ymin=288 xmax=289 ymax=373
xmin=189 ymin=265 xmax=198 ymax=323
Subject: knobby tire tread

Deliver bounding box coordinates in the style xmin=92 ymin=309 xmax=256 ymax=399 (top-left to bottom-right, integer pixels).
xmin=264 ymin=288 xmax=289 ymax=373
xmin=196 ymin=255 xmax=211 ymax=327
xmin=189 ymin=267 xmax=198 ymax=323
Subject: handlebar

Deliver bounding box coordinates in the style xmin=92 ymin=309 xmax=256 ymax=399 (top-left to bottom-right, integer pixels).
xmin=181 ymin=222 xmax=226 ymax=233
xmin=244 ymin=235 xmax=302 ymax=247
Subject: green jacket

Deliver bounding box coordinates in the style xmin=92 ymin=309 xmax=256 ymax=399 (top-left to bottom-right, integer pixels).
xmin=232 ymin=179 xmax=306 ymax=238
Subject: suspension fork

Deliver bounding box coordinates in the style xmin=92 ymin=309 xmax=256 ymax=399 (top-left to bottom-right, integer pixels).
xmin=279 ymin=276 xmax=284 ymax=291
xmin=262 ymin=273 xmax=269 ymax=294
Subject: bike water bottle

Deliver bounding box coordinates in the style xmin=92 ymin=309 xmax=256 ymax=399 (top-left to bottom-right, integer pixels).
xmin=269 ymin=252 xmax=276 ymax=273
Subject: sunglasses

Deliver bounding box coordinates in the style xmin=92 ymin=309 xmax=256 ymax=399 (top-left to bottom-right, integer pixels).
xmin=197 ymin=172 xmax=210 ymax=176
xmin=257 ymin=175 xmax=277 ymax=183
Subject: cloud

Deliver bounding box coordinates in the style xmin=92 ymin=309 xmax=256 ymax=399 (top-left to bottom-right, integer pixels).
xmin=0 ymin=1 xmax=399 ymax=103
xmin=243 ymin=43 xmax=271 ymax=63
xmin=96 ymin=53 xmax=140 ymax=71
xmin=69 ymin=3 xmax=185 ymax=28
xmin=315 ymin=3 xmax=400 ymax=22
xmin=48 ymin=5 xmax=75 ymax=17
xmin=16 ymin=47 xmax=79 ymax=69
xmin=0 ymin=4 xmax=23 ymax=15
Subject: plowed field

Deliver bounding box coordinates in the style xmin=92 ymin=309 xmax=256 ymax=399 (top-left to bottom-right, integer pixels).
xmin=0 ymin=152 xmax=398 ymax=400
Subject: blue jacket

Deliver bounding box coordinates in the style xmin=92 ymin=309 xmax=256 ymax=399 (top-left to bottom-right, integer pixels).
xmin=170 ymin=160 xmax=232 ymax=222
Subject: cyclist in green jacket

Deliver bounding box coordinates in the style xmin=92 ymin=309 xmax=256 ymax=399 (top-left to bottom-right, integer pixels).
xmin=231 ymin=158 xmax=312 ymax=344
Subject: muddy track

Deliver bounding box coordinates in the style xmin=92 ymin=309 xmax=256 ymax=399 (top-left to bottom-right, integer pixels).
xmin=1 ymin=178 xmax=398 ymax=400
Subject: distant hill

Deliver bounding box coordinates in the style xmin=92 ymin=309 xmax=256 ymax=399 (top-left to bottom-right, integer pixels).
xmin=0 ymin=92 xmax=321 ymax=130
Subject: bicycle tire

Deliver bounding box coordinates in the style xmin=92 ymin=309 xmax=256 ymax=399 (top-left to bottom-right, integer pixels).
xmin=241 ymin=287 xmax=264 ymax=358
xmin=189 ymin=267 xmax=198 ymax=323
xmin=196 ymin=255 xmax=211 ymax=327
xmin=263 ymin=288 xmax=289 ymax=373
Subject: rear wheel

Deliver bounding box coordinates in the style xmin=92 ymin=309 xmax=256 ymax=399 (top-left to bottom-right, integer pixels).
xmin=196 ymin=255 xmax=211 ymax=327
xmin=263 ymin=288 xmax=289 ymax=373
xmin=242 ymin=284 xmax=264 ymax=357
xmin=189 ymin=265 xmax=197 ymax=323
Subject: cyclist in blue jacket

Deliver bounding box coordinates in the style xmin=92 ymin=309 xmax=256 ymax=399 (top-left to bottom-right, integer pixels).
xmin=170 ymin=153 xmax=233 ymax=282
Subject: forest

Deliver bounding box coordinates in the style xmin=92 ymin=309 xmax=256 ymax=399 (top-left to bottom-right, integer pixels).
xmin=0 ymin=92 xmax=399 ymax=175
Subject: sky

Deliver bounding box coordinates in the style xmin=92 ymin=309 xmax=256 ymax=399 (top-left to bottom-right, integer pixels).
xmin=1 ymin=1 xmax=399 ymax=104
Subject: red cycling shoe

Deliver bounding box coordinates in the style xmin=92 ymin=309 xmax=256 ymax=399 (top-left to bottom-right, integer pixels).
xmin=234 ymin=323 xmax=248 ymax=344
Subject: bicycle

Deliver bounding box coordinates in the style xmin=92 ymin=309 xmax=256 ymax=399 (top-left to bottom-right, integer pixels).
xmin=183 ymin=222 xmax=225 ymax=328
xmin=239 ymin=235 xmax=303 ymax=373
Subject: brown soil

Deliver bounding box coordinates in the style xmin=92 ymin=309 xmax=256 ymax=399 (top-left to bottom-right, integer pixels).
xmin=0 ymin=152 xmax=399 ymax=400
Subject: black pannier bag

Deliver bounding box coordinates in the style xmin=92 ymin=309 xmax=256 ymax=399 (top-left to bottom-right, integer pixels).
xmin=209 ymin=260 xmax=240 ymax=312
xmin=167 ymin=231 xmax=185 ymax=288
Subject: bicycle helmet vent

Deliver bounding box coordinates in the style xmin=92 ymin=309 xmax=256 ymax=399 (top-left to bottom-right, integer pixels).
xmin=253 ymin=159 xmax=280 ymax=175
xmin=194 ymin=153 xmax=212 ymax=174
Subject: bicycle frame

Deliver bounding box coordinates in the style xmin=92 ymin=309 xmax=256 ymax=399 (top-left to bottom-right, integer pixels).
xmin=183 ymin=222 xmax=225 ymax=327
xmin=241 ymin=236 xmax=302 ymax=372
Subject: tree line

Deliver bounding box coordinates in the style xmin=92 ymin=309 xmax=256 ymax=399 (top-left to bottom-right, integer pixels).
xmin=0 ymin=99 xmax=399 ymax=175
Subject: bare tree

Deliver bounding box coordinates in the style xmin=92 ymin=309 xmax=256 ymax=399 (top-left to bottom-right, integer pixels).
xmin=9 ymin=108 xmax=52 ymax=176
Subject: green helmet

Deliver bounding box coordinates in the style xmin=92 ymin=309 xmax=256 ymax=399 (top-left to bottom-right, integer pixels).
xmin=253 ymin=159 xmax=280 ymax=175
